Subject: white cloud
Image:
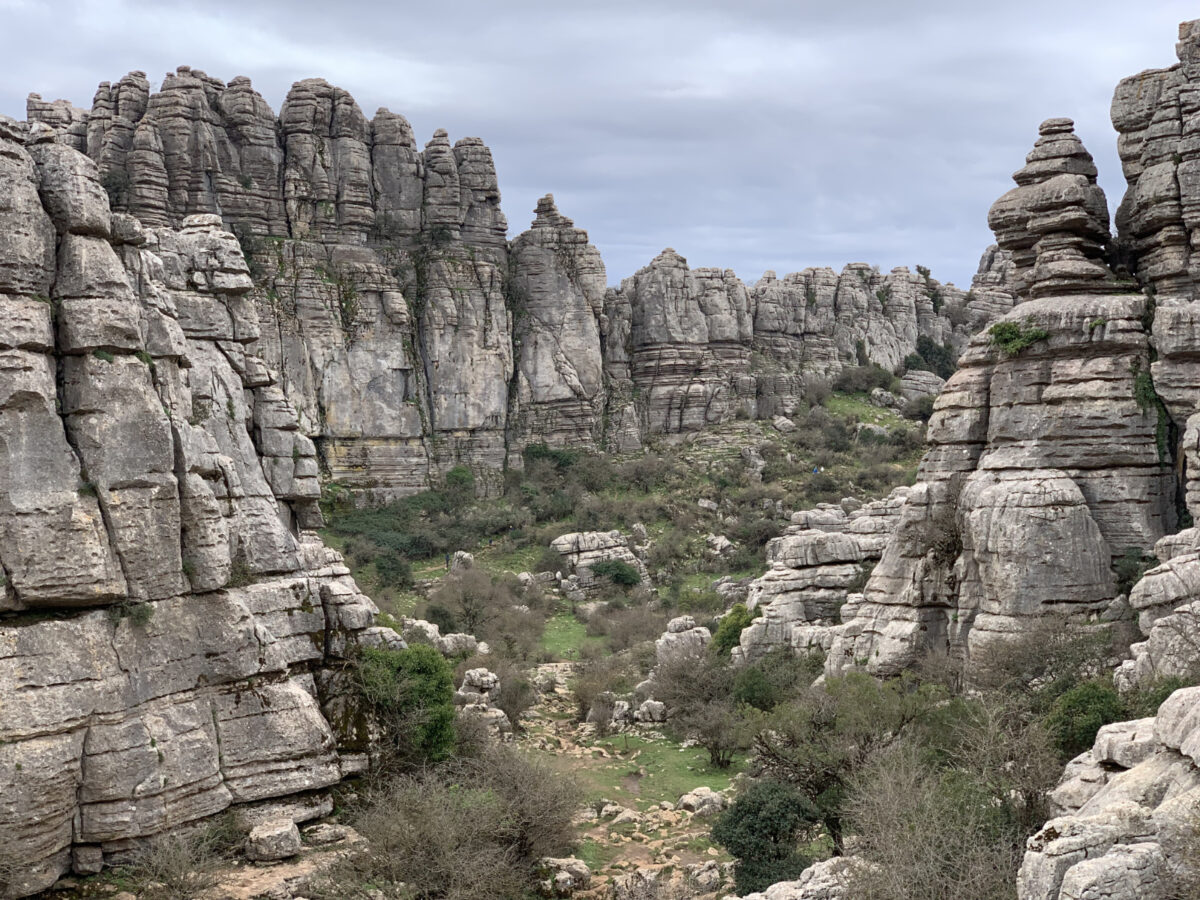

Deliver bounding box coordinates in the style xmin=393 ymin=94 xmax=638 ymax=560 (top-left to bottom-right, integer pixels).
xmin=0 ymin=0 xmax=1196 ymax=286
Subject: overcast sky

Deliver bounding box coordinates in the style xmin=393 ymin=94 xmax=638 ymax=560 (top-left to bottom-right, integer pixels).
xmin=0 ymin=0 xmax=1194 ymax=287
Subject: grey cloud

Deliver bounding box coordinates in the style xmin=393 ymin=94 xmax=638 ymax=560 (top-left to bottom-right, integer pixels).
xmin=1 ymin=0 xmax=1195 ymax=286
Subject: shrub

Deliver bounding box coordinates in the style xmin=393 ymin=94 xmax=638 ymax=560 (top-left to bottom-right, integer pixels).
xmin=712 ymin=778 xmax=815 ymax=894
xmin=317 ymin=746 xmax=578 ymax=900
xmin=968 ymin=616 xmax=1114 ymax=714
xmin=1043 ymin=679 xmax=1124 ymax=758
xmin=751 ymin=672 xmax=942 ymax=852
xmin=354 ymin=644 xmax=456 ymax=767
xmin=423 ymin=602 xmax=459 ymax=635
xmin=654 ymin=644 xmax=754 ymax=767
xmin=429 ymin=568 xmax=546 ymax=660
xmin=535 ymin=546 xmax=566 ymax=574
xmin=122 ymin=828 xmax=231 ymax=900
xmin=904 ymin=335 xmax=957 ymax=380
xmin=445 ymin=464 xmax=475 ymax=500
xmin=712 ymin=603 xmax=755 ymax=656
xmin=1114 ymin=546 xmax=1156 ymax=596
xmin=591 ymin=558 xmax=642 ymax=586
xmin=845 ymin=747 xmax=1024 ymax=900
xmin=988 ymin=320 xmax=1049 ymax=356
xmin=904 ymin=394 xmax=936 ymax=422
xmin=733 ymin=649 xmax=822 ymax=712
xmin=1122 ymin=675 xmax=1190 ymax=719
xmin=572 ymin=655 xmax=638 ymax=723
xmin=833 ymin=364 xmax=899 ymax=394
xmin=589 ymin=603 xmax=669 ymax=653
xmin=375 ymin=554 xmax=413 ymax=589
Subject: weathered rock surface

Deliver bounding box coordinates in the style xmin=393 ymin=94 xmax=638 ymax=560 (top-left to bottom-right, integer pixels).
xmin=822 ymin=120 xmax=1177 ymax=679
xmin=0 ymin=118 xmax=397 ymax=897
xmin=25 ymin=69 xmax=1014 ymax=498
xmin=733 ymin=489 xmax=910 ymax=664
xmin=245 ymin=818 xmax=302 ymax=862
xmin=454 ymin=666 xmax=512 ymax=735
xmin=1019 ymin=687 xmax=1200 ymax=900
xmin=550 ymin=530 xmax=650 ymax=597
xmin=732 ymin=857 xmax=858 ymax=899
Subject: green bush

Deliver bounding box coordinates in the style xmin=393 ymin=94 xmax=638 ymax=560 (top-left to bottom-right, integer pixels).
xmin=1114 ymin=546 xmax=1156 ymax=596
xmin=712 ymin=778 xmax=816 ymax=894
xmin=591 ymin=559 xmax=641 ymax=586
xmin=375 ymin=555 xmax=413 ymax=589
xmin=1043 ymin=680 xmax=1124 ymax=758
xmin=354 ymin=644 xmax=457 ymax=767
xmin=1122 ymin=676 xmax=1189 ymax=719
xmin=833 ymin=364 xmax=899 ymax=394
xmin=315 ymin=746 xmax=579 ymax=900
xmin=712 ymin=603 xmax=756 ymax=656
xmin=733 ymin=649 xmax=821 ymax=712
xmin=445 ymin=465 xmax=475 ymax=499
xmin=988 ymin=320 xmax=1049 ymax=356
xmin=903 ymin=335 xmax=957 ymax=380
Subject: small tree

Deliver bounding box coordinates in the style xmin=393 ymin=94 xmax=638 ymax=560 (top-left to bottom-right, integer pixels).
xmin=354 ymin=644 xmax=456 ymax=768
xmin=712 ymin=778 xmax=816 ymax=894
xmin=751 ymin=673 xmax=939 ymax=853
xmin=711 ymin=603 xmax=755 ymax=656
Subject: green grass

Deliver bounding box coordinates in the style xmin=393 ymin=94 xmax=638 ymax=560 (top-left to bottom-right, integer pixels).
xmin=570 ymin=733 xmax=745 ymax=812
xmin=823 ymin=392 xmax=906 ymax=428
xmin=575 ymin=837 xmax=623 ymax=871
xmin=541 ymin=610 xmax=604 ymax=660
xmin=473 ymin=542 xmax=544 ymax=576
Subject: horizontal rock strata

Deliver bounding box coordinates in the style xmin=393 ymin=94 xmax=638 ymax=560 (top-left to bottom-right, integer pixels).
xmin=0 ymin=116 xmax=400 ymax=897
xmin=26 ymin=68 xmax=1015 ymax=499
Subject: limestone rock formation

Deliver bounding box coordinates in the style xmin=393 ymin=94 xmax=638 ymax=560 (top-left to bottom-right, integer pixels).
xmin=821 ymin=119 xmax=1176 ymax=679
xmin=454 ymin=667 xmax=511 ymax=735
xmin=1018 ymin=687 xmax=1200 ymax=900
xmin=732 ymin=857 xmax=858 ymax=899
xmin=0 ymin=116 xmax=397 ymax=897
xmin=655 ymin=615 xmax=713 ymax=665
xmin=549 ymin=530 xmax=649 ymax=597
xmin=508 ymin=195 xmax=607 ymax=449
xmin=733 ymin=490 xmax=910 ymax=664
xmin=24 ymin=68 xmax=1015 ymax=498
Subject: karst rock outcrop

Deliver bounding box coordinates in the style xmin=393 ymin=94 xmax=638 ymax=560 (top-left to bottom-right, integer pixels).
xmin=22 ymin=66 xmax=1014 ymax=501
xmin=797 ymin=114 xmax=1176 ymax=680
xmin=0 ymin=113 xmax=408 ymax=896
xmin=1011 ymin=20 xmax=1200 ymax=900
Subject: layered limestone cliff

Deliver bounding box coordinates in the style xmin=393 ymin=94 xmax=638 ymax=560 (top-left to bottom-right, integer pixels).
xmin=0 ymin=115 xmax=402 ymax=897
xmin=1011 ymin=22 xmax=1200 ymax=900
xmin=25 ymin=67 xmax=1014 ymax=499
xmin=803 ymin=117 xmax=1179 ymax=677
xmin=732 ymin=117 xmax=1177 ymax=674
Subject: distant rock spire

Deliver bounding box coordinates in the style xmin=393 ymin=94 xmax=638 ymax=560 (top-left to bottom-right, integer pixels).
xmin=988 ymin=118 xmax=1117 ymax=298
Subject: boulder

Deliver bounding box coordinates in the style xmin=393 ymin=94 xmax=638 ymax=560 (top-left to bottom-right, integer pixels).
xmin=245 ymin=818 xmax=302 ymax=862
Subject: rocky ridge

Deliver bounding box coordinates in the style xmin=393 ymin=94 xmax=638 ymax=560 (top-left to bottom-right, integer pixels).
xmin=0 ymin=114 xmax=407 ymax=896
xmin=25 ymin=67 xmax=1016 ymax=500
xmin=723 ymin=20 xmax=1200 ymax=900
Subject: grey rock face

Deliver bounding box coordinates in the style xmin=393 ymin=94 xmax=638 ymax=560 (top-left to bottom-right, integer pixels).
xmin=821 ymin=120 xmax=1179 ymax=681
xmin=26 ymin=70 xmax=1014 ymax=497
xmin=988 ymin=118 xmax=1117 ymax=298
xmin=1018 ymin=687 xmax=1200 ymax=900
xmin=0 ymin=122 xmax=396 ymax=897
xmin=733 ymin=489 xmax=910 ymax=665
xmin=508 ymin=195 xmax=606 ymax=449
xmin=244 ymin=817 xmax=302 ymax=862
xmin=550 ymin=530 xmax=649 ymax=595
